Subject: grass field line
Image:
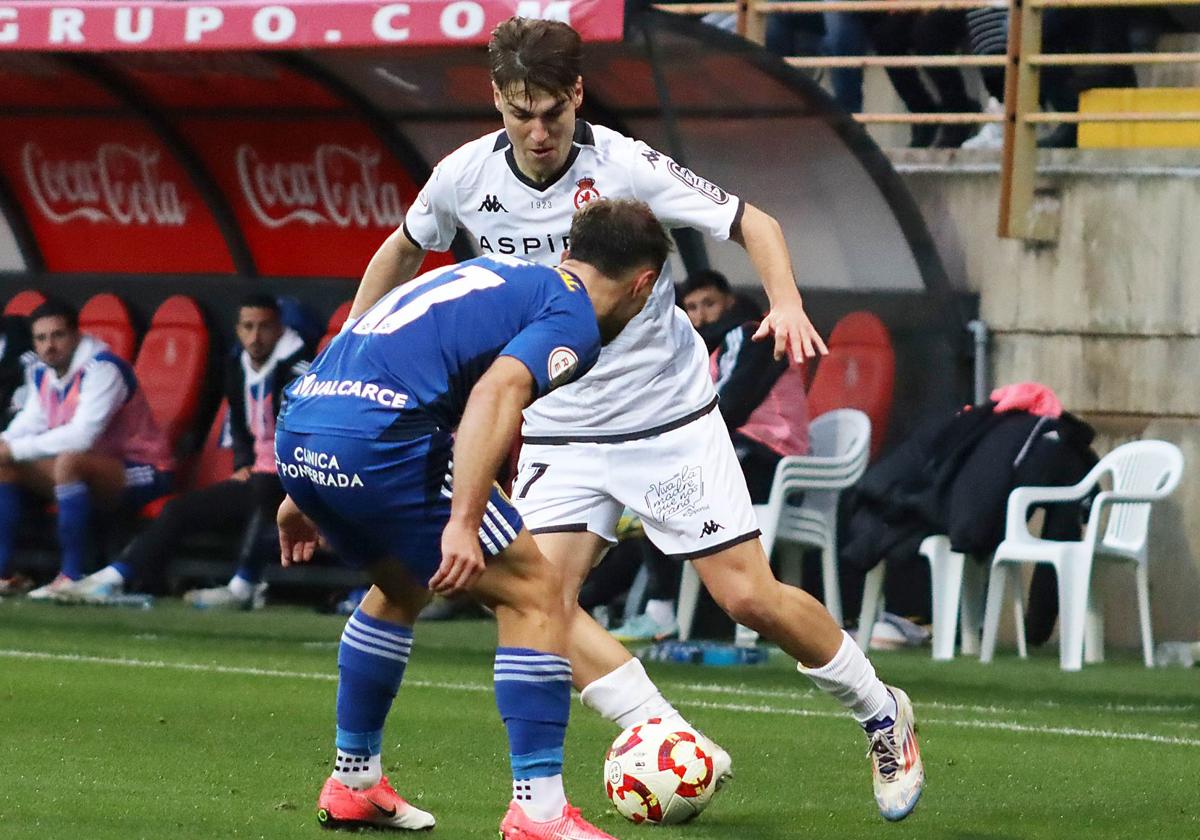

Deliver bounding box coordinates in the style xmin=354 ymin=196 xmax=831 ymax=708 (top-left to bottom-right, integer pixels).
xmin=678 ymin=699 xmax=1200 ymax=748
xmin=667 ymin=680 xmax=1198 ymax=716
xmin=5 ymin=648 xmax=1199 ymax=749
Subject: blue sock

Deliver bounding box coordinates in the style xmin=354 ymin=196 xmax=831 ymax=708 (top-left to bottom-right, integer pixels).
xmin=55 ymin=482 xmax=92 ymax=580
xmin=494 ymin=647 xmax=571 ymax=790
xmin=0 ymin=483 xmax=20 ymax=577
xmin=333 ymin=609 xmax=412 ymax=786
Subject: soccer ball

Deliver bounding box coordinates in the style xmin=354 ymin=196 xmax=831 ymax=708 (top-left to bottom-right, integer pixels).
xmin=603 ymin=718 xmax=720 ymax=824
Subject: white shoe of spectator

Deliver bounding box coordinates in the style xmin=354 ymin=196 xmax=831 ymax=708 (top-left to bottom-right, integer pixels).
xmin=185 ymin=580 xmax=267 ymax=610
xmin=53 ymin=568 xmax=126 ymax=604
xmin=27 ymin=573 xmax=79 ymax=601
xmin=962 ymin=97 xmax=1005 ymax=150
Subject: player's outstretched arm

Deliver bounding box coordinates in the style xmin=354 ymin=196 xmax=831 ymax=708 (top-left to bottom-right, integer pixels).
xmin=430 ymin=357 xmax=535 ymax=596
xmin=349 ymin=226 xmax=428 ymax=319
xmin=733 ymin=202 xmax=829 ymax=363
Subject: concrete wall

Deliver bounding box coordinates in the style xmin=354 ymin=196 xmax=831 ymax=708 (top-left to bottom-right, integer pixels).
xmin=892 ymin=148 xmax=1200 ymax=647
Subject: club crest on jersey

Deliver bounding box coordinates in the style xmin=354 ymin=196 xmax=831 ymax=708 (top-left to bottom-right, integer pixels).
xmin=573 ymin=177 xmax=600 ymax=209
xmin=548 ymin=346 xmax=579 ymax=386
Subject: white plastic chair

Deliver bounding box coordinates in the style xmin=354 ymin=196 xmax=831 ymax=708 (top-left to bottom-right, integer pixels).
xmin=855 ymin=535 xmax=1000 ymax=659
xmin=980 ymin=439 xmax=1183 ymax=671
xmin=676 ymin=409 xmax=871 ymax=642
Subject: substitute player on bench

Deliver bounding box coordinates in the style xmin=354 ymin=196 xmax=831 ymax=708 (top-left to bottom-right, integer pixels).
xmin=276 ymin=200 xmax=668 ymax=838
xmin=350 ymin=17 xmax=923 ymax=822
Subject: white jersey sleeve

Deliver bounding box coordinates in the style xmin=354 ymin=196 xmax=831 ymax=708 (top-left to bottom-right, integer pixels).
xmin=6 ymin=360 xmax=130 ymax=462
xmin=403 ymin=159 xmax=460 ymax=252
xmin=625 ymin=139 xmax=743 ymax=241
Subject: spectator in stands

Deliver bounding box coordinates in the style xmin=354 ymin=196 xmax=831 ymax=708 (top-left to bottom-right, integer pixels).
xmin=0 ymin=299 xmax=173 ymax=598
xmin=765 ymin=11 xmax=870 ymax=114
xmin=963 ymin=9 xmax=1139 ymax=149
xmin=609 ymin=270 xmax=811 ymax=640
xmin=867 ymin=11 xmax=977 ymax=147
xmin=58 ymin=295 xmax=310 ymax=608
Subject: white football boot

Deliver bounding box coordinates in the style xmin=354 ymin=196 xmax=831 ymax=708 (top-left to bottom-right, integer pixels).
xmin=867 ymin=687 xmax=924 ymax=821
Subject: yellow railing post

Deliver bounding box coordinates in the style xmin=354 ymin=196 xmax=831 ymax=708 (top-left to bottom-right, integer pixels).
xmin=743 ymin=0 xmax=767 ymax=45
xmin=999 ymin=0 xmax=1043 ymax=239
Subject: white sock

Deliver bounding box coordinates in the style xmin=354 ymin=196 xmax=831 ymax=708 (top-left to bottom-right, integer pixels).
xmin=580 ymin=658 xmax=684 ymax=730
xmin=91 ymin=566 xmax=125 ymax=586
xmin=644 ymin=598 xmax=676 ymax=627
xmin=513 ymin=775 xmax=566 ymax=822
xmin=227 ymin=574 xmax=254 ymax=599
xmin=798 ymin=631 xmax=896 ymax=728
xmin=332 ymin=751 xmax=382 ymax=789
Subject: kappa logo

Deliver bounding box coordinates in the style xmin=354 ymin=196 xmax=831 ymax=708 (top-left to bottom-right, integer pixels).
xmin=641 ymin=149 xmax=661 ymax=169
xmin=699 ymin=520 xmax=725 ymax=538
xmin=478 ymin=194 xmax=508 ymax=213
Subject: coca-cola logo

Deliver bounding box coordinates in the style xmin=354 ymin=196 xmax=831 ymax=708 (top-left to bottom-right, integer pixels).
xmin=21 ymin=142 xmax=188 ymax=226
xmin=236 ymin=143 xmax=405 ymax=230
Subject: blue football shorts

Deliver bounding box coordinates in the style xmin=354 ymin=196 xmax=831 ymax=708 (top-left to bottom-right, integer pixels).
xmin=275 ymin=427 xmax=523 ymax=586
xmin=122 ymin=462 xmax=173 ymax=509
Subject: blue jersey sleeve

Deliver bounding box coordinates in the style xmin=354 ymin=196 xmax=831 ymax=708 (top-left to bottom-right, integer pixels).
xmin=500 ymin=274 xmax=600 ymax=399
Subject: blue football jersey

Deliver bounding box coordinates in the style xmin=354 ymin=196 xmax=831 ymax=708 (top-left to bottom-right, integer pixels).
xmin=278 ymin=255 xmax=600 ymax=439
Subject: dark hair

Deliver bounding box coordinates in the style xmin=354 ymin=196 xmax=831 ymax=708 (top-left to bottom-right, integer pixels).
xmin=489 ymin=17 xmax=582 ymax=100
xmin=679 ymin=269 xmax=732 ymax=298
xmin=29 ymin=298 xmax=78 ymax=331
xmin=569 ymin=199 xmax=672 ymax=279
xmin=237 ymin=293 xmax=281 ymax=315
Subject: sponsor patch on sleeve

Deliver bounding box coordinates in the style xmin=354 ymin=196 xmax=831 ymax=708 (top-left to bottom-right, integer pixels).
xmin=547 ymin=346 xmax=579 ymax=386
xmin=667 ymin=160 xmax=729 ymax=205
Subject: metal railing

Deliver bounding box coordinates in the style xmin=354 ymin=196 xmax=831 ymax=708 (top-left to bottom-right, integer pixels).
xmin=653 ymin=0 xmax=1200 ymax=240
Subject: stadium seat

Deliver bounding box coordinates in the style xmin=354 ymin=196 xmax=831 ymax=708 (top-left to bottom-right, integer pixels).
xmin=981 ymin=439 xmax=1184 ymax=671
xmin=134 ymin=295 xmax=209 ymax=448
xmin=140 ymin=401 xmax=233 ymax=519
xmin=806 ymin=312 xmax=895 ymax=461
xmin=4 ymin=289 xmax=45 ymax=317
xmin=79 ymin=293 xmax=137 ymax=362
xmin=676 ymin=409 xmax=871 ymax=643
xmin=317 ymin=300 xmax=353 ymax=353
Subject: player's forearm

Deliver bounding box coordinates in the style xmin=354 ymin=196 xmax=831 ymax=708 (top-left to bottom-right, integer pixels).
xmin=449 ymin=367 xmax=530 ymax=529
xmin=733 ymin=202 xmax=804 ymax=308
xmin=350 ymin=227 xmax=427 ymax=319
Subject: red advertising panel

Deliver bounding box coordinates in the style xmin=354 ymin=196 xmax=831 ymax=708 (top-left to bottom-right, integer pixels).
xmin=0 ymin=0 xmax=623 ymax=52
xmin=182 ymin=117 xmax=450 ymax=278
xmin=0 ymin=117 xmax=235 ymax=274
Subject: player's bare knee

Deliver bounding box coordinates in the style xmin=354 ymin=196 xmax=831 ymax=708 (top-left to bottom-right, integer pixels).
xmin=52 ymin=451 xmax=86 ymax=484
xmin=714 ymin=584 xmax=771 ymax=632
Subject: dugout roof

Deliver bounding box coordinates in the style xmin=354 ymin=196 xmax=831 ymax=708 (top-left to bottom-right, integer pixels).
xmin=0 ymin=3 xmax=973 ymax=440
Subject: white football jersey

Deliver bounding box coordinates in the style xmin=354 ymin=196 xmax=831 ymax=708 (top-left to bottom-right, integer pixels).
xmin=404 ymin=121 xmax=743 ymax=441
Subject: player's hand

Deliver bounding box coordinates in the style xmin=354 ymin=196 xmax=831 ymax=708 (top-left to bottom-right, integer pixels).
xmin=0 ymin=440 xmax=12 ymax=465
xmin=277 ymin=495 xmax=320 ymax=567
xmin=752 ymin=299 xmax=828 ymax=363
xmin=431 ymin=519 xmax=486 ymax=596
xmin=230 ymin=466 xmax=253 ymax=482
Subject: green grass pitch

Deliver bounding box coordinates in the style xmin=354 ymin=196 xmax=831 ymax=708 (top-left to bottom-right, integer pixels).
xmin=1 ymin=600 xmax=1197 ymax=839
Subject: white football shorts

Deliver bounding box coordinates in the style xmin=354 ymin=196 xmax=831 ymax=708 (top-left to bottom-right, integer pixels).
xmin=513 ymin=405 xmax=761 ymax=559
